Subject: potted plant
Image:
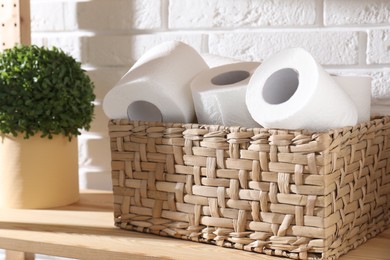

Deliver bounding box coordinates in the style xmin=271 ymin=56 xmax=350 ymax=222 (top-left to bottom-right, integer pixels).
xmin=0 ymin=45 xmax=95 ymax=208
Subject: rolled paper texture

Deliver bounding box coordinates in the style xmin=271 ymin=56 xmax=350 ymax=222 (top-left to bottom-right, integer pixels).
xmin=245 ymin=48 xmax=358 ymax=131
xmin=332 ymin=75 xmax=371 ymax=123
xmin=103 ymin=41 xmax=208 ymax=123
xmin=200 ymin=53 xmax=241 ymax=68
xmin=191 ymin=62 xmax=261 ymax=127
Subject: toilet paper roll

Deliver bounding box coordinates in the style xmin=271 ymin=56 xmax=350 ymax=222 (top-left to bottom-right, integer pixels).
xmin=201 ymin=53 xmax=241 ymax=68
xmin=332 ymin=75 xmax=372 ymax=123
xmin=191 ymin=62 xmax=261 ymax=127
xmin=246 ymin=48 xmax=358 ymax=131
xmin=103 ymin=41 xmax=208 ymax=123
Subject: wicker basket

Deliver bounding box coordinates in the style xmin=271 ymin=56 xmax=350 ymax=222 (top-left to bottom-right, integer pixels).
xmin=109 ymin=116 xmax=390 ymax=259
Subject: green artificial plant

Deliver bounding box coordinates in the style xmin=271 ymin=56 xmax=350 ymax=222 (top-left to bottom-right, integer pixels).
xmin=0 ymin=45 xmax=95 ymax=139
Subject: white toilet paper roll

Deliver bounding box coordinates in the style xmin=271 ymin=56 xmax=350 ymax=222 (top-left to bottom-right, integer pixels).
xmin=200 ymin=53 xmax=241 ymax=68
xmin=191 ymin=62 xmax=261 ymax=127
xmin=246 ymin=48 xmax=358 ymax=131
xmin=332 ymin=75 xmax=372 ymax=123
xmin=103 ymin=41 xmax=208 ymax=123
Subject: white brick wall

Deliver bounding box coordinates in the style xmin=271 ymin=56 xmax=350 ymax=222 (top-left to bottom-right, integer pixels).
xmin=28 ymin=0 xmax=390 ymax=192
xmin=367 ymin=29 xmax=390 ymax=64
xmin=324 ymin=0 xmax=390 ymax=25
xmin=85 ymin=34 xmax=203 ymax=66
xmin=208 ymin=31 xmax=360 ymax=65
xmin=168 ymin=0 xmax=317 ymax=28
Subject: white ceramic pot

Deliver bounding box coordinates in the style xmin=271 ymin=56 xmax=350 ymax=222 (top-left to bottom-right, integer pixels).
xmin=0 ymin=134 xmax=79 ymax=208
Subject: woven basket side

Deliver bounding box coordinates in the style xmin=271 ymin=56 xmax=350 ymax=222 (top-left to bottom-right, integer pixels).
xmin=321 ymin=117 xmax=390 ymax=259
xmin=110 ymin=117 xmax=390 ymax=260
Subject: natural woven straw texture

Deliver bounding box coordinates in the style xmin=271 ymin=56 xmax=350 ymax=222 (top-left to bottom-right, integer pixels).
xmin=109 ymin=116 xmax=390 ymax=260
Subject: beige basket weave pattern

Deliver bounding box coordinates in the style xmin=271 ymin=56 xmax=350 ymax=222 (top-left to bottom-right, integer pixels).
xmin=109 ymin=116 xmax=390 ymax=259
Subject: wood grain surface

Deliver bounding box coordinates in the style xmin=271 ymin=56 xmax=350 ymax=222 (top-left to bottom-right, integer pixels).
xmin=0 ymin=191 xmax=388 ymax=260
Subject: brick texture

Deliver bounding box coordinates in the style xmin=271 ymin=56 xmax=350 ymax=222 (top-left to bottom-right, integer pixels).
xmin=86 ymin=34 xmax=204 ymax=66
xmin=325 ymin=0 xmax=390 ymax=25
xmin=169 ymin=0 xmax=316 ymax=28
xmin=372 ymin=70 xmax=390 ymax=101
xmin=31 ymin=2 xmax=65 ymax=31
xmin=208 ymin=31 xmax=359 ymax=65
xmin=76 ymin=0 xmax=162 ymax=31
xmin=367 ymin=29 xmax=390 ymax=64
xmin=78 ymin=136 xmax=111 ymax=170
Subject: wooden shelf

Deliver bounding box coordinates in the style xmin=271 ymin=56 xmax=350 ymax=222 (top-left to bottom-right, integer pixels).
xmin=0 ymin=0 xmax=30 ymax=50
xmin=0 ymin=190 xmax=389 ymax=260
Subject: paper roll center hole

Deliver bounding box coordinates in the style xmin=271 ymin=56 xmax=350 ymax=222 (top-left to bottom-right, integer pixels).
xmin=127 ymin=101 xmax=163 ymax=122
xmin=211 ymin=70 xmax=250 ymax=86
xmin=263 ymin=68 xmax=299 ymax=104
